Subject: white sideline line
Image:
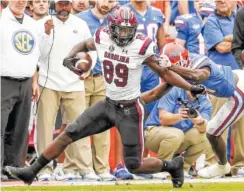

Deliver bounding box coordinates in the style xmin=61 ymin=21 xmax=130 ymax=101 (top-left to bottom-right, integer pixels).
xmin=1 ymin=178 xmax=244 ymax=187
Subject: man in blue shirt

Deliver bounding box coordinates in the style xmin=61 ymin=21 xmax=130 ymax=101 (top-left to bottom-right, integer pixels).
xmin=145 ymin=87 xmax=212 ymax=175
xmin=76 ymin=0 xmax=117 ymax=182
xmin=126 ymin=0 xmax=165 ymax=115
xmin=203 ymin=0 xmax=239 ymax=70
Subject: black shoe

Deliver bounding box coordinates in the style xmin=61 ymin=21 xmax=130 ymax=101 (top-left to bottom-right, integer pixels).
xmin=4 ymin=166 xmax=36 ymax=185
xmin=168 ymin=156 xmax=184 ymax=188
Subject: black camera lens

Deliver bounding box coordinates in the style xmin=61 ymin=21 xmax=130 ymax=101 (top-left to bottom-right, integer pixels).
xmin=188 ymin=109 xmax=198 ymax=118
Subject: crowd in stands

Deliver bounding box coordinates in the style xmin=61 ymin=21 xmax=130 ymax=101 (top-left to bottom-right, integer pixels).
xmin=1 ymin=0 xmax=244 ymax=182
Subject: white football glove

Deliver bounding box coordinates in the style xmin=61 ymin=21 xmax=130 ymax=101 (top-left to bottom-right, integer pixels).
xmin=159 ymin=54 xmax=172 ymax=68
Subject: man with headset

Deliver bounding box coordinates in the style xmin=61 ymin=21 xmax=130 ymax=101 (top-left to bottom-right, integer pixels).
xmin=35 ymin=0 xmax=96 ymax=181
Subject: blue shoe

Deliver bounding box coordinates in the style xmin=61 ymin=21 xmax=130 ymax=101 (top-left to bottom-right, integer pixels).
xmin=114 ymin=164 xmax=133 ymax=180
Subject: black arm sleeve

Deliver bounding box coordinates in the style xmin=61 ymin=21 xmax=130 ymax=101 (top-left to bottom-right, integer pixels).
xmin=232 ymin=7 xmax=244 ymax=69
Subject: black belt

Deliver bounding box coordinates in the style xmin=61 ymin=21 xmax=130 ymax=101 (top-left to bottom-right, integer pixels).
xmin=106 ymin=97 xmax=138 ymax=108
xmin=1 ymin=76 xmax=30 ymax=82
xmin=92 ymin=73 xmax=103 ymax=77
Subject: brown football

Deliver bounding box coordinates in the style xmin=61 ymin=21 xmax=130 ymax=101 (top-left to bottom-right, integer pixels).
xmin=74 ymin=52 xmax=92 ymax=72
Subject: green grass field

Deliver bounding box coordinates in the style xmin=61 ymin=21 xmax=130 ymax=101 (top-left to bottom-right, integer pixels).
xmin=2 ymin=182 xmax=244 ymax=191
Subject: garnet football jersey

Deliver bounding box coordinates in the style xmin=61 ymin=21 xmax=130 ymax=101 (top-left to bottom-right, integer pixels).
xmin=94 ymin=27 xmax=156 ymax=100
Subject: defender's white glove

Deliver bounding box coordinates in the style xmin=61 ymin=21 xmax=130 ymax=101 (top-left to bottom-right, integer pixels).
xmin=159 ymin=54 xmax=172 ymax=68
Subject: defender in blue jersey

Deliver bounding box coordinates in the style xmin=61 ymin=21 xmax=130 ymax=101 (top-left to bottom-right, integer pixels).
xmin=165 ymin=42 xmax=244 ymax=178
xmin=174 ymin=0 xmax=205 ymax=55
xmin=126 ymin=0 xmax=165 ymax=114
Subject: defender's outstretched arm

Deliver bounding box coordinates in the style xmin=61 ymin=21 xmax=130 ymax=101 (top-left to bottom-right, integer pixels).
xmin=145 ymin=55 xmax=191 ymax=90
xmin=144 ymin=55 xmax=206 ymax=96
xmin=169 ymin=65 xmax=210 ymax=82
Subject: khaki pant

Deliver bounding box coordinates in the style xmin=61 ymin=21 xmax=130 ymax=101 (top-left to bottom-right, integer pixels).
xmin=145 ymin=126 xmax=213 ymax=170
xmin=79 ymin=75 xmax=110 ymax=174
xmin=210 ymin=96 xmax=244 ymax=175
xmin=36 ymin=87 xmax=87 ymax=173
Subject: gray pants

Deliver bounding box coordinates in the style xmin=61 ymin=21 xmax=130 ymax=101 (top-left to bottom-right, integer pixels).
xmin=1 ymin=77 xmax=32 ymax=169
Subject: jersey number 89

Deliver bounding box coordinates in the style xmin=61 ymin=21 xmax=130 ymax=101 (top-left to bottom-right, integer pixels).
xmin=103 ymin=60 xmax=129 ymax=87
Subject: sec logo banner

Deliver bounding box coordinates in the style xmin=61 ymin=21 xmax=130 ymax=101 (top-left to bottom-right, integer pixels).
xmin=12 ymin=30 xmax=36 ymax=55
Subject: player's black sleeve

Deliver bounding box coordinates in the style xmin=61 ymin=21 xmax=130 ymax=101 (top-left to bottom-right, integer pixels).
xmin=232 ymin=7 xmax=244 ymax=69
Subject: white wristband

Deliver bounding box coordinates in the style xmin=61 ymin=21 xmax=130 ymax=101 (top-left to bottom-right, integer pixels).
xmin=75 ymin=59 xmax=89 ymax=68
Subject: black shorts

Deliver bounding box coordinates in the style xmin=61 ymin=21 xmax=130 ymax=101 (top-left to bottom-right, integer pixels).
xmin=65 ymin=96 xmax=146 ymax=164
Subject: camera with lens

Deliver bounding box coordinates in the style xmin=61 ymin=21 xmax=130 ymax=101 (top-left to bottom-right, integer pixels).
xmin=177 ymin=98 xmax=199 ymax=118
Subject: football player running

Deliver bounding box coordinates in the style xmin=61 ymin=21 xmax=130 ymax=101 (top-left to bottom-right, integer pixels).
xmin=4 ymin=7 xmax=205 ymax=188
xmin=163 ymin=42 xmax=244 ymax=178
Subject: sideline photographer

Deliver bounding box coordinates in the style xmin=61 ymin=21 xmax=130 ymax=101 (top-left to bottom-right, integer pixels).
xmin=145 ymin=87 xmax=215 ymax=176
xmin=177 ymin=97 xmax=206 ymax=133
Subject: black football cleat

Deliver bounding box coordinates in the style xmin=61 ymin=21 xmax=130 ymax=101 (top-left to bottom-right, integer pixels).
xmin=168 ymin=156 xmax=184 ymax=188
xmin=4 ymin=166 xmax=36 ymax=185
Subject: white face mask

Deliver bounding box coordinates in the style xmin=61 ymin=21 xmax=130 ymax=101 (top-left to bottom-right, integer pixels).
xmin=174 ymin=54 xmax=189 ymax=68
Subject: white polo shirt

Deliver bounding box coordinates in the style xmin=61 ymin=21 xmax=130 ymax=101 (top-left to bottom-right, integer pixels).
xmin=38 ymin=15 xmax=96 ymax=92
xmin=0 ymin=7 xmax=41 ymax=78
